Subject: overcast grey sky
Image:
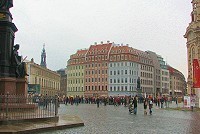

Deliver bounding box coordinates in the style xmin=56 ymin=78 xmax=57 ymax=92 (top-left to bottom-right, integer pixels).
xmin=11 ymin=0 xmax=191 ymax=78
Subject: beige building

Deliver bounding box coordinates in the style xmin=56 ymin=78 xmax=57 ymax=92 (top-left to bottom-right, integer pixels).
xmin=137 ymin=50 xmax=154 ymax=96
xmin=26 ymin=59 xmax=60 ymax=96
xmin=168 ymin=65 xmax=186 ymax=96
xmin=67 ymin=49 xmax=86 ymax=97
xmin=184 ymin=0 xmax=200 ymax=95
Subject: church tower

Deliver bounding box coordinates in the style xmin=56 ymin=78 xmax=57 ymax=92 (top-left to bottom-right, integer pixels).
xmin=184 ymin=0 xmax=200 ymax=95
xmin=40 ymin=44 xmax=47 ymax=68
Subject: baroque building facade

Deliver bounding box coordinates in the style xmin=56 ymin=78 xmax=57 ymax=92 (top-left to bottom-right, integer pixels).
xmin=108 ymin=45 xmax=140 ymax=96
xmin=26 ymin=59 xmax=60 ymax=96
xmin=67 ymin=42 xmax=186 ymax=97
xmin=26 ymin=46 xmax=60 ymax=96
xmin=67 ymin=49 xmax=87 ymax=97
xmin=184 ymin=0 xmax=200 ymax=95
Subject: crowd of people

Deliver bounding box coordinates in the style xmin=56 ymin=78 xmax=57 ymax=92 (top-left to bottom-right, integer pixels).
xmin=57 ymin=95 xmax=175 ymax=115
xmin=28 ymin=93 xmax=181 ymax=115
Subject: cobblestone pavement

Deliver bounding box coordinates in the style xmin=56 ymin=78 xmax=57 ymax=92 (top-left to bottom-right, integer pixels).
xmin=39 ymin=103 xmax=200 ymax=134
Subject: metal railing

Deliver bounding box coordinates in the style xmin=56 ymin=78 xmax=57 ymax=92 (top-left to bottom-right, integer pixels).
xmin=0 ymin=94 xmax=58 ymax=121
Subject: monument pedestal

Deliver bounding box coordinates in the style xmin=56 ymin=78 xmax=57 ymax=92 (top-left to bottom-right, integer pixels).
xmin=0 ymin=78 xmax=16 ymax=95
xmin=16 ymin=78 xmax=28 ymax=95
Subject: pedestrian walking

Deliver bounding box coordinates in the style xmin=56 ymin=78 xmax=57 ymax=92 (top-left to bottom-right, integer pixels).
xmin=133 ymin=96 xmax=137 ymax=115
xmin=149 ymin=99 xmax=153 ymax=115
xmin=96 ymin=97 xmax=100 ymax=108
xmin=144 ymin=98 xmax=148 ymax=115
xmin=44 ymin=94 xmax=48 ymax=109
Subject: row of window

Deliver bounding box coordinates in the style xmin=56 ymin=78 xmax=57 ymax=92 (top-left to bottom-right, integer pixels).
xmin=68 ymin=72 xmax=84 ymax=77
xmin=140 ymin=58 xmax=152 ymax=65
xmin=110 ymin=70 xmax=138 ymax=76
xmin=110 ymin=62 xmax=138 ymax=67
xmin=34 ymin=69 xmax=59 ymax=80
xmin=141 ymin=65 xmax=153 ymax=72
xmin=69 ymin=55 xmax=150 ymax=66
xmin=35 ymin=77 xmax=60 ymax=90
xmin=86 ymin=70 xmax=107 ymax=75
xmin=68 ymin=79 xmax=84 ymax=84
xmin=86 ymin=55 xmax=108 ymax=61
xmin=69 ymin=62 xmax=139 ymax=69
xmin=68 ymin=78 xmax=153 ymax=85
xmin=68 ymin=87 xmax=84 ymax=92
xmin=110 ymin=54 xmax=138 ymax=61
xmin=85 ymin=86 xmax=108 ymax=91
xmin=110 ymin=78 xmax=137 ymax=84
xmin=162 ymin=71 xmax=169 ymax=76
xmin=69 ymin=69 xmax=139 ymax=76
xmin=86 ymin=63 xmax=108 ymax=68
xmin=68 ymin=66 xmax=84 ymax=70
xmin=141 ymin=79 xmax=153 ymax=85
xmin=109 ymin=86 xmax=136 ymax=92
xmin=140 ymin=72 xmax=152 ymax=78
xmin=85 ymin=78 xmax=107 ymax=83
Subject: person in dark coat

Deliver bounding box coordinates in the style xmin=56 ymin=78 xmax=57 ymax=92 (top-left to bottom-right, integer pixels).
xmin=144 ymin=98 xmax=148 ymax=115
xmin=133 ymin=97 xmax=137 ymax=115
xmin=96 ymin=97 xmax=100 ymax=108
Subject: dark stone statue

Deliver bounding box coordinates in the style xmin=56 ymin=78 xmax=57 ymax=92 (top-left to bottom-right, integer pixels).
xmin=12 ymin=44 xmax=28 ymax=78
xmin=0 ymin=0 xmax=13 ymax=10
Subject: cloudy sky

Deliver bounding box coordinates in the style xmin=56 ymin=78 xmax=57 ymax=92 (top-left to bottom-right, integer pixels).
xmin=11 ymin=0 xmax=191 ymax=78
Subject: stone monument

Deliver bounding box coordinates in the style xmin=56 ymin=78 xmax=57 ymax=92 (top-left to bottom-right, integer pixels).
xmin=0 ymin=0 xmax=27 ymax=95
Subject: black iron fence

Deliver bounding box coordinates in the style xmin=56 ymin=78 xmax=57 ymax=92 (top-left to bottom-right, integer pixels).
xmin=0 ymin=94 xmax=58 ymax=121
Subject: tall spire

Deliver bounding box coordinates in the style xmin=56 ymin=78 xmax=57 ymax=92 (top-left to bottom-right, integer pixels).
xmin=40 ymin=44 xmax=47 ymax=68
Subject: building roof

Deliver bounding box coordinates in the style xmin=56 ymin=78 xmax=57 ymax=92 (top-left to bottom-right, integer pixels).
xmin=86 ymin=43 xmax=112 ymax=56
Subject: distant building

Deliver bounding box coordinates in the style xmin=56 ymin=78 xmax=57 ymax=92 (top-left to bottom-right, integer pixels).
xmin=67 ymin=42 xmax=186 ymax=97
xmin=67 ymin=49 xmax=87 ymax=97
xmin=138 ymin=50 xmax=154 ymax=96
xmin=57 ymin=68 xmax=67 ymax=97
xmin=167 ymin=65 xmax=186 ymax=96
xmin=108 ymin=45 xmax=140 ymax=97
xmin=26 ymin=58 xmax=60 ymax=96
xmin=26 ymin=46 xmax=60 ymax=96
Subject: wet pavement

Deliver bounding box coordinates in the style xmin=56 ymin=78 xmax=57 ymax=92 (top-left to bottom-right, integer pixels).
xmin=0 ymin=115 xmax=84 ymax=134
xmin=39 ymin=102 xmax=200 ymax=134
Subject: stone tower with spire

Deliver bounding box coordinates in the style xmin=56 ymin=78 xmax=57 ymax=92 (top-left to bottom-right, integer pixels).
xmin=40 ymin=44 xmax=47 ymax=68
xmin=184 ymin=0 xmax=200 ymax=95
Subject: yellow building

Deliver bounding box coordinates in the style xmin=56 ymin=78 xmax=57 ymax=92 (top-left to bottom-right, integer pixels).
xmin=184 ymin=0 xmax=200 ymax=95
xmin=67 ymin=49 xmax=87 ymax=97
xmin=26 ymin=59 xmax=60 ymax=96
